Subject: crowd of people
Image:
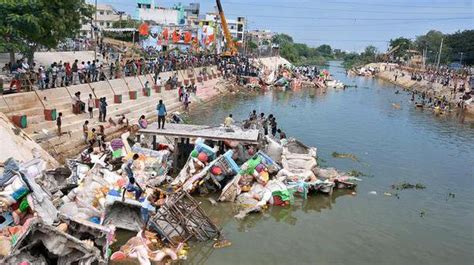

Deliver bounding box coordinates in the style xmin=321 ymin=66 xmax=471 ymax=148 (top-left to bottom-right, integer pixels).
xmin=226 ymin=110 xmax=287 ymax=142
xmin=1 ymin=52 xmax=224 ymax=92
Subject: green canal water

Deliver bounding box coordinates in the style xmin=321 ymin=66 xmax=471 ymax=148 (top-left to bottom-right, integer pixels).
xmin=183 ymin=61 xmax=474 ymax=265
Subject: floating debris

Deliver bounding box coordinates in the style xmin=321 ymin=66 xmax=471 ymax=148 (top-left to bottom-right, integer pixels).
xmin=383 ymin=192 xmax=392 ymax=196
xmin=347 ymin=170 xmax=368 ymax=178
xmin=369 ymin=191 xmax=377 ymax=195
xmin=332 ymin=152 xmax=360 ymax=162
xmin=391 ymin=182 xmax=426 ymax=190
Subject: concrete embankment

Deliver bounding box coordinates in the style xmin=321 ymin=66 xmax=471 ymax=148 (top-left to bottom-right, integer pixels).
xmin=1 ymin=56 xmax=286 ymax=162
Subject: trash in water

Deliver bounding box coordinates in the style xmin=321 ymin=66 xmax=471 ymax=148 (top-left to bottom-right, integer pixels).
xmin=332 ymin=152 xmax=360 ymax=162
xmin=383 ymin=192 xmax=392 ymax=196
xmin=391 ymin=182 xmax=426 ymax=190
xmin=369 ymin=191 xmax=377 ymax=195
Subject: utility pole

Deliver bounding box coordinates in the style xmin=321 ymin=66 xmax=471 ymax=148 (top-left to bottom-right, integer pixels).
xmin=460 ymin=52 xmax=464 ymax=65
xmin=436 ymin=37 xmax=443 ymax=70
xmin=94 ymin=0 xmax=98 ymax=61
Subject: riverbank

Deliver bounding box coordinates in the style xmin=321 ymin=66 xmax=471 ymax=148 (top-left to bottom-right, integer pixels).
xmin=367 ymin=63 xmax=473 ymax=114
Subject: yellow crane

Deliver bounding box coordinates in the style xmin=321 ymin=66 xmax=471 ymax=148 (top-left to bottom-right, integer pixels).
xmin=216 ymin=0 xmax=238 ymax=57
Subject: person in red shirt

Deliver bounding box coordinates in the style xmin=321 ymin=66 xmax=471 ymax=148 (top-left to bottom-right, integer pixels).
xmin=64 ymin=62 xmax=71 ymax=86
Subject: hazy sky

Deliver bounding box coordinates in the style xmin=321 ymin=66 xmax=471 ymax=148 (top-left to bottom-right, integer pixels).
xmin=97 ymin=0 xmax=474 ymax=52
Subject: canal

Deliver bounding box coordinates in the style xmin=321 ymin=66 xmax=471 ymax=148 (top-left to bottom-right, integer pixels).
xmin=185 ymin=61 xmax=474 ymax=265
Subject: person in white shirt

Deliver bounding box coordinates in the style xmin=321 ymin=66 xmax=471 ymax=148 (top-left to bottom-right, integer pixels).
xmin=87 ymin=93 xmax=95 ymax=118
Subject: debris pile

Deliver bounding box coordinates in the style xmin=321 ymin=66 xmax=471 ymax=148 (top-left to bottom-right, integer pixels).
xmin=0 ymin=121 xmax=361 ymax=264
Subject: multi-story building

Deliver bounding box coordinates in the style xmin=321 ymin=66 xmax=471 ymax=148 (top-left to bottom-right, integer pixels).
xmin=80 ymin=4 xmax=125 ymax=38
xmin=201 ymin=13 xmax=246 ymax=42
xmin=247 ymin=30 xmax=274 ymax=45
xmin=135 ymin=0 xmax=200 ymax=26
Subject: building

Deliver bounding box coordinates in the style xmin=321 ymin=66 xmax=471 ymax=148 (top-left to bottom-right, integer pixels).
xmin=201 ymin=13 xmax=246 ymax=42
xmin=247 ymin=30 xmax=274 ymax=45
xmin=80 ymin=4 xmax=126 ymax=38
xmin=135 ymin=0 xmax=200 ymax=26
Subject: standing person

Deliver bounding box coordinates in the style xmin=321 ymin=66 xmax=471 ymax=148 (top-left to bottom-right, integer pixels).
xmin=259 ymin=113 xmax=268 ymax=135
xmin=224 ymin=114 xmax=234 ymax=127
xmin=56 ymin=112 xmax=62 ymax=136
xmin=156 ymin=99 xmax=167 ymax=129
xmin=38 ymin=66 xmax=46 ymax=90
xmin=87 ymin=128 xmax=97 ymax=146
xmin=178 ymin=86 xmax=183 ymax=101
xmin=50 ymin=63 xmax=58 ymax=88
xmin=83 ymin=120 xmax=89 ymax=143
xmin=87 ymin=94 xmax=94 ymax=119
xmin=99 ymin=97 xmax=108 ymax=122
xmin=183 ymin=91 xmax=190 ymax=111
xmin=122 ymin=154 xmax=143 ymax=201
xmin=249 ymin=110 xmax=257 ymax=120
xmin=78 ymin=61 xmax=85 ymax=83
xmin=270 ymin=117 xmax=278 ymax=137
xmin=64 ymin=62 xmax=71 ymax=86
xmin=72 ymin=59 xmax=79 ymax=85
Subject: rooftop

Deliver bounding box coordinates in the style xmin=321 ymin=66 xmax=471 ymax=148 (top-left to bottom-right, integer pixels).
xmin=139 ymin=123 xmax=260 ymax=144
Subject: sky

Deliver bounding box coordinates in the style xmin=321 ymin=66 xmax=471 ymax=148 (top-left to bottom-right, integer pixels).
xmin=97 ymin=0 xmax=474 ymax=52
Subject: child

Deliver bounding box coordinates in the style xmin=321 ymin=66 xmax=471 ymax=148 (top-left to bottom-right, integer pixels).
xmin=56 ymin=112 xmax=62 ymax=136
xmin=88 ymin=128 xmax=97 ymax=146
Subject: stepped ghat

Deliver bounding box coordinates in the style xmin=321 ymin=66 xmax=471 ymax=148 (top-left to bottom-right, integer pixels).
xmin=0 ymin=65 xmax=223 ymax=161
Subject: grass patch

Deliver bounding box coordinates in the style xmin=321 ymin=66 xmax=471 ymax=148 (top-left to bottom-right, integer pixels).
xmin=332 ymin=152 xmax=359 ymax=162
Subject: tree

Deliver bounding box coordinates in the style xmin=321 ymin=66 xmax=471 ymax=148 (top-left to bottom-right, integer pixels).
xmin=444 ymin=30 xmax=474 ymax=65
xmin=389 ymin=37 xmax=412 ymax=59
xmin=363 ymin=45 xmax=378 ymax=58
xmin=414 ymin=30 xmax=444 ymax=64
xmin=0 ymin=0 xmax=93 ymax=63
xmin=272 ymin=34 xmax=293 ymax=45
xmin=111 ymin=18 xmax=141 ymax=29
xmin=280 ymin=43 xmax=299 ymax=63
xmin=247 ymin=41 xmax=258 ymax=51
xmin=316 ymin=44 xmax=332 ymax=56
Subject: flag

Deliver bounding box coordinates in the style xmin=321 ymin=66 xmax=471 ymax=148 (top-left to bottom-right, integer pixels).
xmin=172 ymin=30 xmax=180 ymax=43
xmin=184 ymin=32 xmax=192 ymax=43
xmin=138 ymin=23 xmax=149 ymax=36
xmin=162 ymin=28 xmax=169 ymax=41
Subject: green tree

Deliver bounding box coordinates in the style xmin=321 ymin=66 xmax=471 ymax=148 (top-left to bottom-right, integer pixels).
xmin=388 ymin=37 xmax=412 ymax=59
xmin=362 ymin=45 xmax=378 ymax=59
xmin=272 ymin=34 xmax=293 ymax=45
xmin=414 ymin=30 xmax=445 ymax=63
xmin=0 ymin=0 xmax=93 ymax=63
xmin=316 ymin=44 xmax=332 ymax=56
xmin=247 ymin=40 xmax=258 ymax=51
xmin=444 ymin=30 xmax=474 ymax=65
xmin=111 ymin=18 xmax=141 ymax=29
xmin=280 ymin=42 xmax=299 ymax=63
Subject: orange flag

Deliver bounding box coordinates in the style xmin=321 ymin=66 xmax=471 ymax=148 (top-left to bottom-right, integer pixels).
xmin=206 ymin=34 xmax=215 ymax=45
xmin=172 ymin=30 xmax=180 ymax=43
xmin=138 ymin=23 xmax=149 ymax=36
xmin=184 ymin=32 xmax=192 ymax=43
xmin=162 ymin=28 xmax=169 ymax=41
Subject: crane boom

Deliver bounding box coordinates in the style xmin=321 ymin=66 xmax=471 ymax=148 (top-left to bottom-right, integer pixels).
xmin=216 ymin=0 xmax=237 ymax=56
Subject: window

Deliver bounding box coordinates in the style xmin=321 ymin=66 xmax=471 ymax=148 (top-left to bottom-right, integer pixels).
xmin=138 ymin=3 xmax=151 ymax=9
xmin=100 ymin=22 xmax=104 ymax=26
xmin=99 ymin=11 xmax=104 ymax=15
xmin=107 ymin=22 xmax=111 ymax=27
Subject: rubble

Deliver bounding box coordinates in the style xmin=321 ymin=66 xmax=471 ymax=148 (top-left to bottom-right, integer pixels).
xmin=1 ymin=118 xmax=362 ymax=263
